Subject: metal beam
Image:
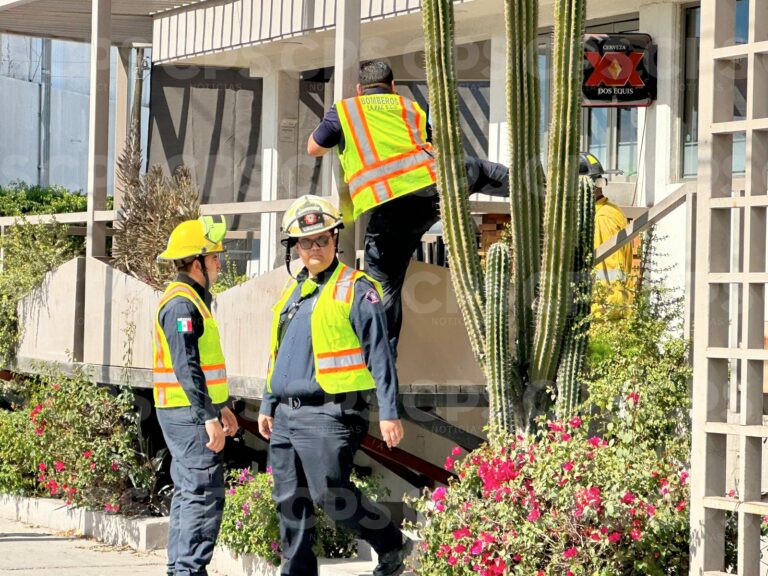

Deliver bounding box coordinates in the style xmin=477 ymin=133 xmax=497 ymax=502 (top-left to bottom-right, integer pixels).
xmin=401 ymin=407 xmax=485 ymax=451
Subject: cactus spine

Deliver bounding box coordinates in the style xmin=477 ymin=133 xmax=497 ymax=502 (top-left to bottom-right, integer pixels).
xmin=422 ymin=0 xmax=588 ymax=432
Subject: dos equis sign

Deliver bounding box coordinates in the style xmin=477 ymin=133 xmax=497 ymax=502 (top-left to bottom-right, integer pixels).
xmin=583 ymin=33 xmax=657 ymax=107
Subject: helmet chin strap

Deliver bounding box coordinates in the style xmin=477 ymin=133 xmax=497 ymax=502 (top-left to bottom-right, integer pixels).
xmin=197 ymin=255 xmax=210 ymax=291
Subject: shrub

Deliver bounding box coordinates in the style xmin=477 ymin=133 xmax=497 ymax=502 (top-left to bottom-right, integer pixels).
xmin=0 ymin=366 xmax=151 ymax=514
xmin=0 ymin=218 xmax=81 ymax=366
xmin=0 ymin=182 xmax=91 ymax=216
xmin=0 ymin=406 xmax=39 ymax=494
xmin=219 ymin=467 xmax=389 ymax=564
xmin=407 ymin=232 xmax=692 ymax=575
xmin=210 ymin=255 xmax=249 ymax=296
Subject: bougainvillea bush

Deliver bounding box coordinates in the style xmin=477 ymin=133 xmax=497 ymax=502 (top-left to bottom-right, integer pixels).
xmin=408 ymin=237 xmax=693 ymax=575
xmin=0 ymin=366 xmax=150 ymax=514
xmin=219 ymin=467 xmax=390 ymax=565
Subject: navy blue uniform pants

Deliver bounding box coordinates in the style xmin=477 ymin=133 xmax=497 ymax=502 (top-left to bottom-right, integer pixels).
xmin=365 ymin=156 xmax=509 ymax=353
xmin=157 ymin=407 xmax=225 ymax=576
xmin=270 ymin=400 xmax=402 ymax=576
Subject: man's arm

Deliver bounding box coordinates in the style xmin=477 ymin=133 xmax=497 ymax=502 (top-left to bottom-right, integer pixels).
xmin=160 ymin=299 xmax=218 ymax=424
xmin=308 ymin=134 xmax=332 ymax=157
xmin=308 ymin=105 xmax=343 ymax=157
xmin=349 ymin=279 xmax=403 ymax=449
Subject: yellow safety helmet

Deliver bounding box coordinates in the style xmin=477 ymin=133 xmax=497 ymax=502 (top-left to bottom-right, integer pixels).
xmin=281 ymin=195 xmax=343 ymax=239
xmin=158 ymin=215 xmax=227 ymax=262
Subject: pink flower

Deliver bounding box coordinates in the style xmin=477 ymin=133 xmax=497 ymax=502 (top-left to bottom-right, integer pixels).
xmin=675 ymin=500 xmax=687 ymax=511
xmin=646 ymin=504 xmax=657 ymax=517
xmin=621 ymin=491 xmax=636 ymax=505
xmin=451 ymin=446 xmax=462 ymax=456
xmin=30 ymin=404 xmax=43 ymax=418
xmin=680 ymin=470 xmax=689 ymax=486
xmin=228 ymin=487 xmax=236 ymax=496
xmin=266 ymin=466 xmax=273 ymax=474
xmin=587 ymin=436 xmax=601 ymax=447
xmin=111 ymin=461 xmax=119 ymax=471
xmin=568 ymin=416 xmax=582 ymax=428
xmin=37 ymin=463 xmax=47 ymax=471
xmin=563 ymin=546 xmax=578 ymax=559
xmin=608 ymin=532 xmax=621 ymax=543
xmin=54 ymin=461 xmax=65 ymax=472
xmin=562 ymin=461 xmax=574 ymax=472
xmin=627 ymin=391 xmax=640 ymax=405
xmin=561 ymin=433 xmax=572 ymax=442
xmin=470 ymin=539 xmax=483 ymax=555
xmin=82 ymin=451 xmax=93 ymax=459
xmin=435 ymin=503 xmax=445 ymax=512
xmin=453 ymin=527 xmax=471 ymax=539
xmin=548 ymin=421 xmax=564 ymax=432
xmin=89 ymin=462 xmax=96 ymax=471
xmin=432 ymin=487 xmax=447 ymax=502
xmin=444 ymin=456 xmax=454 ymax=470
xmin=527 ymin=509 xmax=541 ymax=521
xmin=631 ymin=528 xmax=642 ymax=540
xmin=446 ymin=555 xmax=458 ymax=566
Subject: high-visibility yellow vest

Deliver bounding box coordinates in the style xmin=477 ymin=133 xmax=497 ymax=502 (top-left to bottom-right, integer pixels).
xmin=593 ymin=197 xmax=634 ymax=317
xmin=153 ymin=282 xmax=229 ymax=408
xmin=266 ymin=262 xmax=382 ymax=395
xmin=336 ymin=94 xmax=436 ymax=220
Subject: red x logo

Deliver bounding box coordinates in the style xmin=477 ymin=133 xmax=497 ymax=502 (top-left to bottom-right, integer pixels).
xmin=585 ymin=51 xmax=645 ymax=88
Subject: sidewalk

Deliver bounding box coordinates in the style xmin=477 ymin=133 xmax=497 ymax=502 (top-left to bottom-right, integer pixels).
xmin=0 ymin=516 xmax=186 ymax=576
xmin=0 ymin=515 xmax=416 ymax=576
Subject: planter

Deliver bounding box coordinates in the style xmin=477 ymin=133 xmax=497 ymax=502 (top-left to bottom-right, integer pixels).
xmin=0 ymin=494 xmax=167 ymax=551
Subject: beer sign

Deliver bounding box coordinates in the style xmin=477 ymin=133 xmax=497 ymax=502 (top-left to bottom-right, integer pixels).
xmin=583 ymin=33 xmax=657 ymax=107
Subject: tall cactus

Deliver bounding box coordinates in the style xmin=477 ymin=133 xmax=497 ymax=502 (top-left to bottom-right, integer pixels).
xmin=422 ymin=0 xmax=589 ymax=432
xmin=555 ymin=176 xmax=596 ymax=417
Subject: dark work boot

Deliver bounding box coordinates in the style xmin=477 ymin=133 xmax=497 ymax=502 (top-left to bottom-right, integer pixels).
xmin=373 ymin=537 xmax=414 ymax=576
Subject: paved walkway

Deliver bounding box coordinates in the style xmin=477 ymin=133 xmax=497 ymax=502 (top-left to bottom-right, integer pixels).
xmin=0 ymin=516 xmax=415 ymax=576
xmin=0 ymin=516 xmax=183 ymax=576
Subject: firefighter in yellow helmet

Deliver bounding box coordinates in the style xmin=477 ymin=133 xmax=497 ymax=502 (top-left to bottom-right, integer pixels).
xmin=257 ymin=195 xmax=412 ymax=576
xmin=581 ymin=153 xmax=634 ymax=318
xmin=153 ymin=215 xmax=238 ymax=576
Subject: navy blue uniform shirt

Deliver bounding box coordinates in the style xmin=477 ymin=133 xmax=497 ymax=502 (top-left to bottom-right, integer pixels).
xmin=158 ymin=273 xmax=226 ymax=424
xmin=311 ymin=87 xmax=431 ymax=155
xmin=259 ymin=260 xmax=400 ymax=421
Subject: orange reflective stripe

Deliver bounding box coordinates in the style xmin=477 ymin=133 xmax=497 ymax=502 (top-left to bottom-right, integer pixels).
xmin=350 ymin=158 xmax=436 ymax=199
xmin=400 ymin=96 xmax=419 ymax=148
xmin=341 ymin=100 xmax=373 ymax=165
xmin=332 ymin=265 xmax=356 ymax=304
xmin=159 ymin=286 xmax=211 ymax=319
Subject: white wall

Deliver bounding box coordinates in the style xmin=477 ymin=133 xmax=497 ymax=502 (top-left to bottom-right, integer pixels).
xmin=0 ymin=75 xmax=40 ymax=185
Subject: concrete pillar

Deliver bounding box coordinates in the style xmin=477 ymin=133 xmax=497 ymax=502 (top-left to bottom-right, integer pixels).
xmin=637 ymin=1 xmax=687 ymax=291
xmin=331 ymin=0 xmax=360 ymax=267
xmin=38 ymin=39 xmax=51 ymax=188
xmin=487 ymin=29 xmax=508 ymax=168
xmin=113 ymin=47 xmax=131 ymax=212
xmin=86 ymin=0 xmax=112 ymax=259
xmin=259 ymin=70 xmax=299 ymax=275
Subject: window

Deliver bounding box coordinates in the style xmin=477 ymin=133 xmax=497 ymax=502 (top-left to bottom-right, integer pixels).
xmin=682 ymin=2 xmax=746 ymax=178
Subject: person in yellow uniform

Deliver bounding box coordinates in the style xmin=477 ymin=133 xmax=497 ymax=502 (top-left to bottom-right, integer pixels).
xmin=257 ymin=195 xmax=411 ymax=576
xmin=581 ymin=153 xmax=634 ymax=318
xmin=153 ymin=215 xmax=238 ymax=576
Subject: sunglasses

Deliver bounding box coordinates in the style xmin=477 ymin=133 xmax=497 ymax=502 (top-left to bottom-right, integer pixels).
xmin=297 ymin=233 xmax=334 ymax=250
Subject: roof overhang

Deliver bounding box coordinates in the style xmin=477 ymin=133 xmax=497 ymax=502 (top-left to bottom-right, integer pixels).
xmin=0 ymin=0 xmax=208 ymax=46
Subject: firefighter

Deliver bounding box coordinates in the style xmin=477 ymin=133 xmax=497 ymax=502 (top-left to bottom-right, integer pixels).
xmin=307 ymin=59 xmax=509 ymax=355
xmin=257 ymin=195 xmax=412 ymax=576
xmin=154 ymin=215 xmax=239 ymax=576
xmin=581 ymin=152 xmax=634 ymax=317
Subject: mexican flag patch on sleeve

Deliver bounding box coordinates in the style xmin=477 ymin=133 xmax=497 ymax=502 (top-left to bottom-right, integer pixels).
xmin=177 ymin=318 xmax=193 ymax=333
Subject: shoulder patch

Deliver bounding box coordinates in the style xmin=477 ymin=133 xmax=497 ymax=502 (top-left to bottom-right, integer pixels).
xmin=177 ymin=318 xmax=194 ymax=333
xmin=363 ymin=288 xmax=381 ymax=304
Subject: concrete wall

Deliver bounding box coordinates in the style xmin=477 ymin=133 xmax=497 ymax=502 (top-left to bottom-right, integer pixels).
xmin=17 ymin=257 xmax=84 ymax=364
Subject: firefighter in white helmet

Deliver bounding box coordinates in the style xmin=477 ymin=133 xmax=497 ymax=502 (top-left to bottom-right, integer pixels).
xmin=257 ymin=195 xmax=412 ymax=576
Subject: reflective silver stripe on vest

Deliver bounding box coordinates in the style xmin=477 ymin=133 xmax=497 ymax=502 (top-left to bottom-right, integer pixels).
xmin=401 ymin=97 xmax=428 ymax=147
xmin=334 ymin=266 xmax=357 ymax=303
xmin=596 ymin=268 xmax=627 ymax=283
xmin=371 ymin=181 xmax=391 ymax=203
xmin=153 ymin=367 xmax=227 ymax=384
xmin=342 ymin=98 xmax=377 ymax=164
xmin=348 ymin=149 xmax=434 ymax=195
xmin=317 ymin=349 xmax=366 ymax=372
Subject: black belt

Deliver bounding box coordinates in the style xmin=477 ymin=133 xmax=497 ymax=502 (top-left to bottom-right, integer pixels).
xmin=278 ymin=392 xmax=367 ymax=410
